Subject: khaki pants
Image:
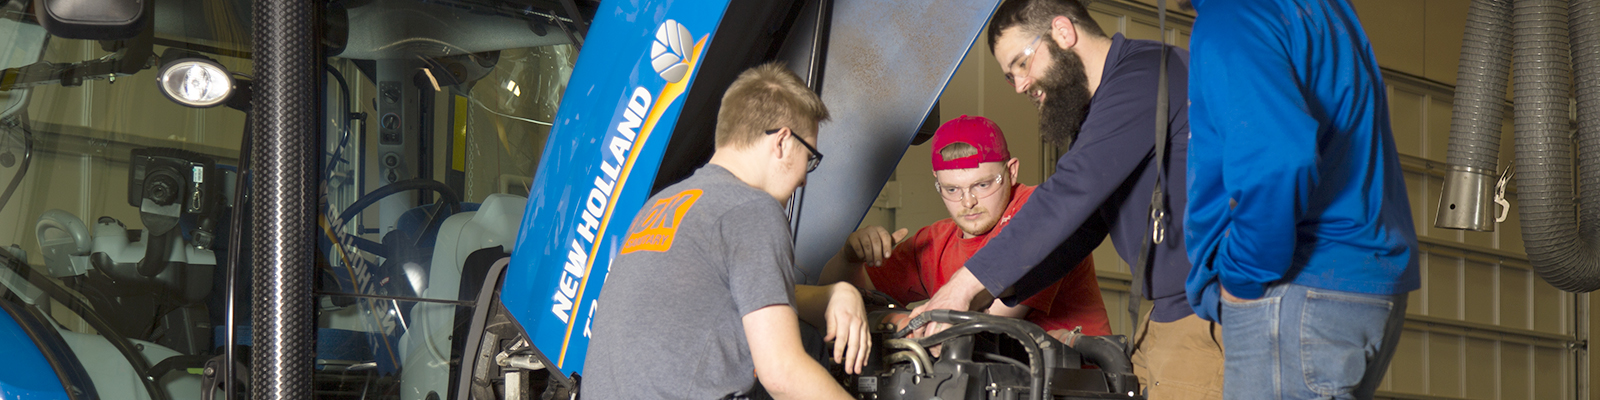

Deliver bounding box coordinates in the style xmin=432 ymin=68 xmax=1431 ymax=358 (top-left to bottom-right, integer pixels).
xmin=1130 ymin=313 xmax=1225 ymax=399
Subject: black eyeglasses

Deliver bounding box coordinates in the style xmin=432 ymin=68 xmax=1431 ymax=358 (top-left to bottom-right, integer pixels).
xmin=765 ymin=128 xmax=823 ymax=172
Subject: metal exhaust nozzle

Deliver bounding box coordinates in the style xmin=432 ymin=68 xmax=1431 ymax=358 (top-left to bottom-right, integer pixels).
xmin=1434 ymin=164 xmax=1496 ymax=232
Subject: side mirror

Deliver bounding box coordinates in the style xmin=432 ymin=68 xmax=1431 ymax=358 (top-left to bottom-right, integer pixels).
xmin=34 ymin=0 xmax=147 ymax=40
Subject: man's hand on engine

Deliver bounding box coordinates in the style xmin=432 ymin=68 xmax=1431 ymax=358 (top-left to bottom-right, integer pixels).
xmin=906 ymin=267 xmax=994 ymax=339
xmin=845 ymin=226 xmax=909 ymax=267
xmin=823 ymin=282 xmax=871 ymax=374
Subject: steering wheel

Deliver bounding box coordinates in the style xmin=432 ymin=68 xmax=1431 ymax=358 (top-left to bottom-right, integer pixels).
xmin=331 ymin=178 xmax=462 ymax=257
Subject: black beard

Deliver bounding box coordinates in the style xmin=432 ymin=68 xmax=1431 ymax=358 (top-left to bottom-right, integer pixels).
xmin=1035 ymin=45 xmax=1092 ymax=149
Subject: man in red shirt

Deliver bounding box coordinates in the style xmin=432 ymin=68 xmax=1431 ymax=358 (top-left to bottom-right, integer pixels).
xmin=821 ymin=115 xmax=1111 ymax=338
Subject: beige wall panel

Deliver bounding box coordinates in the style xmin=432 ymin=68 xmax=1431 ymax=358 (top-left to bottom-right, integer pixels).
xmin=1463 ymin=337 xmax=1497 ymax=400
xmin=1093 ymin=238 xmax=1125 ymax=275
xmin=204 ymin=105 xmax=247 ymax=148
xmin=8 ymin=153 xmax=84 ymax=265
xmin=1089 ymin=11 xmax=1124 ymax=37
xmin=1352 ymin=0 xmax=1426 ymax=77
xmin=1390 ymin=87 xmax=1426 ymax=157
xmin=1098 ymin=286 xmax=1124 ymax=334
xmin=1123 ymin=19 xmax=1163 ymax=42
xmin=1389 ymin=328 xmax=1429 ymax=393
xmin=1409 ymin=284 xmax=1425 ymax=317
xmin=1422 ymin=0 xmax=1469 ymax=85
xmin=1501 ymin=343 xmax=1533 ymax=399
xmin=29 ymin=85 xmax=90 ymax=129
xmin=1405 ymin=171 xmax=1431 ymax=239
xmin=942 ymin=39 xmax=984 ymax=126
xmin=98 ymin=76 xmax=197 ymax=143
xmin=1463 ymin=259 xmax=1495 ymax=325
xmin=1533 ymin=346 xmax=1569 ymax=398
xmin=1429 ymin=333 xmax=1465 ymax=397
xmin=1500 ymin=269 xmax=1532 ymax=330
xmin=1427 ymin=96 xmax=1454 ymax=161
xmin=1461 ymin=226 xmax=1493 ymax=250
xmin=891 ymin=135 xmax=944 ymax=232
xmin=1531 ymin=279 xmax=1566 ymax=334
xmin=1427 ymin=252 xmax=1463 ymax=319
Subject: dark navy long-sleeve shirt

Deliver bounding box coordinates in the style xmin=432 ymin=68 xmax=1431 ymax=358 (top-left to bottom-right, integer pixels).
xmin=966 ymin=34 xmax=1196 ymax=323
xmin=1184 ymin=0 xmax=1419 ymax=322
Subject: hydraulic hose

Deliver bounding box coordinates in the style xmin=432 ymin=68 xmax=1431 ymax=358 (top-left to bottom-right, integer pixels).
xmin=1071 ymin=335 xmax=1136 ymax=394
xmin=916 ymin=310 xmax=1049 ymax=400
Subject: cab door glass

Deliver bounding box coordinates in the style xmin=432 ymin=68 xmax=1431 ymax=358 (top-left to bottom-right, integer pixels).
xmin=0 ymin=0 xmax=579 ymax=399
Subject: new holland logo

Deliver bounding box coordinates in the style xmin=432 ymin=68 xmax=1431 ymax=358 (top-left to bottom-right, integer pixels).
xmin=652 ymin=20 xmax=692 ymax=83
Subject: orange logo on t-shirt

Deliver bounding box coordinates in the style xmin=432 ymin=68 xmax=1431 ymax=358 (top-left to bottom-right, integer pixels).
xmin=620 ymin=189 xmax=702 ymax=254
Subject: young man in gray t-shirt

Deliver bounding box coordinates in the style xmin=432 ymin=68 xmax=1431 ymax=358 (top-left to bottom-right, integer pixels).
xmin=584 ymin=63 xmax=867 ymax=400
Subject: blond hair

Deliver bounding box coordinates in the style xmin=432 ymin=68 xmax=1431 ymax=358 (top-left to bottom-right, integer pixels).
xmin=715 ymin=63 xmax=831 ymax=148
xmin=938 ymin=142 xmax=979 ymax=162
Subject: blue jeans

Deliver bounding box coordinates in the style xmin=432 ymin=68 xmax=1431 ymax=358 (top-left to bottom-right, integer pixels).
xmin=1219 ymin=283 xmax=1408 ymax=399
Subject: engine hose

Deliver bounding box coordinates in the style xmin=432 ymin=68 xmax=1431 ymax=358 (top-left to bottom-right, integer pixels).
xmin=892 ymin=311 xmax=932 ymax=338
xmin=915 ymin=318 xmax=1046 ymax=400
xmin=884 ymin=338 xmax=934 ymax=373
xmin=926 ymin=309 xmax=1053 ymax=343
xmin=1512 ymin=0 xmax=1600 ymax=292
xmin=1072 ymin=335 xmax=1135 ymax=378
xmin=884 ymin=351 xmax=927 ymax=377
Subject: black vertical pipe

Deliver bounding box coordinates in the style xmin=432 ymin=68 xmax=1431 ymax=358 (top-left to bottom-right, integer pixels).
xmin=224 ymin=115 xmax=251 ymax=400
xmin=250 ymin=0 xmax=319 ymax=398
xmin=787 ymin=0 xmax=832 ymax=242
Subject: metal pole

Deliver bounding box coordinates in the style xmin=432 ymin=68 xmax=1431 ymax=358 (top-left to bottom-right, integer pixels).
xmin=250 ymin=0 xmax=320 ymax=398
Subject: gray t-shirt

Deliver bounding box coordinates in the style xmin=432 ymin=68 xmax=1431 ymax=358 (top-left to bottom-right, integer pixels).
xmin=583 ymin=164 xmax=798 ymax=399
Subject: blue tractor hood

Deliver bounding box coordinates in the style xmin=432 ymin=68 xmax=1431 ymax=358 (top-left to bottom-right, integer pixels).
xmin=501 ymin=0 xmax=1002 ymax=378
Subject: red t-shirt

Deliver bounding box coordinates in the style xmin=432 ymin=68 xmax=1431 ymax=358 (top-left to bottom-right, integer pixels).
xmin=866 ymin=184 xmax=1113 ymax=336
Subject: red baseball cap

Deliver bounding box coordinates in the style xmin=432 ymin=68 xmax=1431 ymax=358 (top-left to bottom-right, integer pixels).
xmin=930 ymin=115 xmax=1010 ymax=171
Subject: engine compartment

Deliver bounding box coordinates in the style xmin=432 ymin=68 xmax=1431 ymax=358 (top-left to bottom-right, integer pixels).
xmin=833 ymin=308 xmax=1141 ymax=400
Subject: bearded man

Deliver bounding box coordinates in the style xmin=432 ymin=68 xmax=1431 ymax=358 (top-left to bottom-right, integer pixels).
xmin=909 ymin=0 xmax=1224 ymax=398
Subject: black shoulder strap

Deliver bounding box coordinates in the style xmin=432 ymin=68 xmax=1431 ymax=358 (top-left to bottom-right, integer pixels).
xmin=1129 ymin=0 xmax=1171 ymax=357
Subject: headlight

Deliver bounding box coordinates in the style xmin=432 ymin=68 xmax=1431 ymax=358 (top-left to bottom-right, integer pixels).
xmin=157 ymin=58 xmax=234 ymax=108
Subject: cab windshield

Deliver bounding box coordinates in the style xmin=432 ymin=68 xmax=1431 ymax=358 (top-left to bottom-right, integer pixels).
xmin=0 ymin=1 xmax=578 ymax=399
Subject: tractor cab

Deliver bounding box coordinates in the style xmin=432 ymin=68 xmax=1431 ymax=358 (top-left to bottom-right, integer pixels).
xmin=0 ymin=1 xmax=582 ymax=399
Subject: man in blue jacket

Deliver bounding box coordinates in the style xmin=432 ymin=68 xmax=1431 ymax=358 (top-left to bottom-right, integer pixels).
xmin=913 ymin=0 xmax=1222 ymax=397
xmin=1183 ymin=0 xmax=1420 ymax=398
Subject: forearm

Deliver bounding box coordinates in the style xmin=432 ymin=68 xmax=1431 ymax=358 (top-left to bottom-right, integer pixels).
xmin=744 ymin=306 xmax=853 ymax=400
xmin=818 ymin=251 xmax=871 ymax=289
xmin=794 ymin=283 xmax=847 ymax=328
xmin=762 ymin=359 xmax=852 ymax=400
xmin=986 ymin=300 xmax=1029 ymax=318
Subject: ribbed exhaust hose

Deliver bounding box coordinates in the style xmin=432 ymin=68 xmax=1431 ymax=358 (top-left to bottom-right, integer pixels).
xmin=1513 ymin=0 xmax=1600 ymax=292
xmin=250 ymin=0 xmax=319 ymax=398
xmin=1446 ymin=0 xmax=1513 ymax=173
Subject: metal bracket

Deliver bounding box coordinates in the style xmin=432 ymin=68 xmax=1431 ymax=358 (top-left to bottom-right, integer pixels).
xmin=1493 ymin=165 xmax=1516 ymax=223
